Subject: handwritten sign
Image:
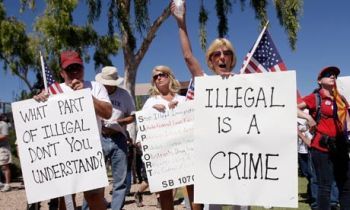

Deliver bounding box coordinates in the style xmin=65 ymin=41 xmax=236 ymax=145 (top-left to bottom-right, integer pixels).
xmin=136 ymin=101 xmax=195 ymax=192
xmin=194 ymin=71 xmax=298 ymax=208
xmin=338 ymin=76 xmax=350 ymax=103
xmin=11 ymin=89 xmax=108 ymax=204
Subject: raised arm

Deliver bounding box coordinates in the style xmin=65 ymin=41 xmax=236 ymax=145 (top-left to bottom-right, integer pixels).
xmin=171 ymin=1 xmax=204 ymax=77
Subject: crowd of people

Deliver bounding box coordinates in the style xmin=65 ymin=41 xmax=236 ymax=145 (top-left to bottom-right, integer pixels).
xmin=1 ymin=1 xmax=350 ymax=210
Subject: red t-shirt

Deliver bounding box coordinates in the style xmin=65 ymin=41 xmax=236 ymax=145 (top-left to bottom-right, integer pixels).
xmin=302 ymin=89 xmax=340 ymax=152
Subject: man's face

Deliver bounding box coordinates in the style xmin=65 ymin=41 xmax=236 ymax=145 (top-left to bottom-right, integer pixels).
xmin=60 ymin=64 xmax=84 ymax=84
xmin=104 ymin=85 xmax=117 ymax=95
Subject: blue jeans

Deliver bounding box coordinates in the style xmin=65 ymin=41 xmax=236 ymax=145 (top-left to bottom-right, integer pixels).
xmin=126 ymin=169 xmax=132 ymax=195
xmin=299 ymin=153 xmax=314 ymax=200
xmin=311 ymin=147 xmax=350 ymax=210
xmin=309 ymin=155 xmax=339 ymax=208
xmin=82 ymin=134 xmax=128 ymax=210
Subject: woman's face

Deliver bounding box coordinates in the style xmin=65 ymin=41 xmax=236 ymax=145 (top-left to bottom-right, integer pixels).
xmin=318 ymin=73 xmax=337 ymax=89
xmin=210 ymin=46 xmax=233 ymax=75
xmin=153 ymin=71 xmax=170 ymax=90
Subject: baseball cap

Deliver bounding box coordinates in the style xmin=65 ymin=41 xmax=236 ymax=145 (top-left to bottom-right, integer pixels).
xmin=60 ymin=50 xmax=83 ymax=70
xmin=317 ymin=66 xmax=340 ymax=80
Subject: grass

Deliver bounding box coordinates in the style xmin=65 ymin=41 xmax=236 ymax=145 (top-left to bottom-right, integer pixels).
xmin=221 ymin=176 xmax=311 ymax=210
xmin=173 ymin=176 xmax=311 ymax=210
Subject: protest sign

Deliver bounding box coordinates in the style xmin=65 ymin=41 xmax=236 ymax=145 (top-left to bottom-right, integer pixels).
xmin=11 ymin=89 xmax=108 ymax=204
xmin=194 ymin=71 xmax=298 ymax=208
xmin=338 ymin=76 xmax=350 ymax=102
xmin=136 ymin=101 xmax=195 ymax=192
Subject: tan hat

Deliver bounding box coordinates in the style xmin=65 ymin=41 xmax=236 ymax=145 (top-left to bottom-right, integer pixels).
xmin=95 ymin=66 xmax=124 ymax=86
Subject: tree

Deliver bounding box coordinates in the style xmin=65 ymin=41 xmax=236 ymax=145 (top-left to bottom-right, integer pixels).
xmin=0 ymin=0 xmax=120 ymax=98
xmin=87 ymin=0 xmax=302 ymax=98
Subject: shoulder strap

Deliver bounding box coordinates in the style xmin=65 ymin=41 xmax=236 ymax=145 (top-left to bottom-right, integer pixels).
xmin=315 ymin=91 xmax=322 ymax=124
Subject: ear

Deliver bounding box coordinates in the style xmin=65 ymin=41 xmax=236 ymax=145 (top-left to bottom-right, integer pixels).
xmin=208 ymin=59 xmax=214 ymax=70
xmin=317 ymin=79 xmax=322 ymax=85
xmin=59 ymin=70 xmax=65 ymax=78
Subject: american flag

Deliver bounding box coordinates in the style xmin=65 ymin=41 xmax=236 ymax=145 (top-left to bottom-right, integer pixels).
xmin=186 ymin=78 xmax=194 ymax=100
xmin=241 ymin=30 xmax=287 ymax=73
xmin=42 ymin=58 xmax=63 ymax=95
xmin=240 ymin=29 xmax=302 ymax=102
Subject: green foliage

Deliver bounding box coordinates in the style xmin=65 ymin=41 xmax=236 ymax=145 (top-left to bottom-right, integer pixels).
xmin=215 ymin=0 xmax=232 ymax=38
xmin=86 ymin=0 xmax=101 ymax=23
xmin=200 ymin=0 xmax=302 ymax=50
xmin=0 ymin=0 xmax=302 ymax=101
xmin=134 ymin=0 xmax=150 ymax=36
xmin=93 ymin=35 xmax=120 ymax=69
xmin=274 ymin=0 xmax=303 ymax=50
xmin=251 ymin=0 xmax=268 ymax=27
xmin=199 ymin=0 xmax=208 ymax=51
xmin=0 ymin=2 xmax=5 ymax=20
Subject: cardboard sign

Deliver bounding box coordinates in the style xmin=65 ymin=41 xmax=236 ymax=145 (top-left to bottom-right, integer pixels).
xmin=12 ymin=89 xmax=108 ymax=204
xmin=194 ymin=71 xmax=298 ymax=208
xmin=338 ymin=76 xmax=350 ymax=103
xmin=136 ymin=101 xmax=195 ymax=192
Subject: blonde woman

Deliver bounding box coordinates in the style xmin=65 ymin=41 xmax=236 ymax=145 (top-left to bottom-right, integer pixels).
xmin=135 ymin=65 xmax=185 ymax=209
xmin=143 ymin=65 xmax=186 ymax=111
xmin=171 ymin=1 xmax=237 ymax=210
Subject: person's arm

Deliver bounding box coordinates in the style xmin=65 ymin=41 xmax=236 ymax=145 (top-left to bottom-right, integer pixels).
xmin=92 ymin=96 xmax=112 ymax=119
xmin=33 ymin=89 xmax=49 ymax=102
xmin=117 ymin=114 xmax=135 ymax=126
xmin=171 ymin=1 xmax=203 ymax=77
xmin=297 ymin=129 xmax=311 ymax=146
xmin=297 ymin=102 xmax=316 ymax=132
xmin=0 ymin=134 xmax=7 ymax=142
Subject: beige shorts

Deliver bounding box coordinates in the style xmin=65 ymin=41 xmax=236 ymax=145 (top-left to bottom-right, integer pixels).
xmin=0 ymin=145 xmax=12 ymax=165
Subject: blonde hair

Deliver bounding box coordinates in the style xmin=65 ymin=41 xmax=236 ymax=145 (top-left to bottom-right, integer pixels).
xmin=149 ymin=65 xmax=181 ymax=96
xmin=205 ymin=38 xmax=236 ymax=72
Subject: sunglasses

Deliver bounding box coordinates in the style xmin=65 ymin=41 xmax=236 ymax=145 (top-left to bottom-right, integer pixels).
xmin=153 ymin=73 xmax=168 ymax=80
xmin=321 ymin=72 xmax=337 ymax=79
xmin=65 ymin=64 xmax=83 ymax=72
xmin=211 ymin=50 xmax=233 ymax=60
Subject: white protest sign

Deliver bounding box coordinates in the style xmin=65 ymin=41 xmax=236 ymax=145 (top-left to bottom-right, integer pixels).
xmin=136 ymin=101 xmax=195 ymax=192
xmin=194 ymin=71 xmax=298 ymax=208
xmin=11 ymin=89 xmax=108 ymax=204
xmin=338 ymin=76 xmax=350 ymax=102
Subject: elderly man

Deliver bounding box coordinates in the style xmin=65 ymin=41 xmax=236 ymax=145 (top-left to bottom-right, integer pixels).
xmin=34 ymin=50 xmax=112 ymax=210
xmin=95 ymin=66 xmax=136 ymax=210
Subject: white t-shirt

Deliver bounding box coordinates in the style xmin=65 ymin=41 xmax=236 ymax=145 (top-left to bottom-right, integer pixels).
xmin=60 ymin=81 xmax=111 ymax=135
xmin=297 ymin=120 xmax=312 ymax=154
xmin=103 ymin=87 xmax=136 ymax=136
xmin=142 ymin=94 xmax=186 ymax=110
xmin=0 ymin=121 xmax=9 ymax=147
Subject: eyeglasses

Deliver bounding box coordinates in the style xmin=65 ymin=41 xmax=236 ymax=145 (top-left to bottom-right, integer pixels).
xmin=64 ymin=64 xmax=83 ymax=72
xmin=211 ymin=50 xmax=233 ymax=60
xmin=321 ymin=72 xmax=337 ymax=79
xmin=153 ymin=73 xmax=168 ymax=80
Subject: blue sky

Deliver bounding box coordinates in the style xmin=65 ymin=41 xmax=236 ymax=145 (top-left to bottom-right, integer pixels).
xmin=1 ymin=0 xmax=350 ymax=103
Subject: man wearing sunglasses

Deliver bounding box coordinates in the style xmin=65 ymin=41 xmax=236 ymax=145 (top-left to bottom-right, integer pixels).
xmin=34 ymin=50 xmax=112 ymax=210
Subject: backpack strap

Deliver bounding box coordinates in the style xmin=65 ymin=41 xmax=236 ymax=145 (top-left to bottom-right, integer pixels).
xmin=314 ymin=91 xmax=322 ymax=124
